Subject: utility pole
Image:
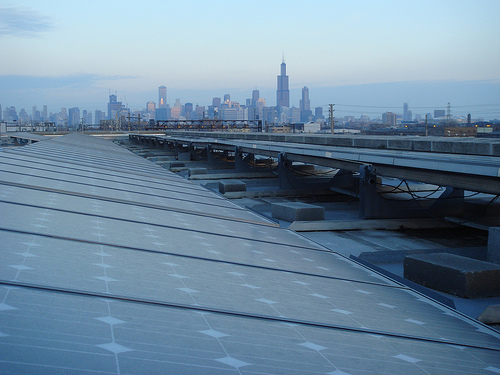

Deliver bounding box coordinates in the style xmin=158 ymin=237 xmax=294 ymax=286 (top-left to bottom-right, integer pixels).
xmin=329 ymin=104 xmax=335 ymax=135
xmin=446 ymin=102 xmax=451 ymax=125
xmin=425 ymin=114 xmax=428 ymax=136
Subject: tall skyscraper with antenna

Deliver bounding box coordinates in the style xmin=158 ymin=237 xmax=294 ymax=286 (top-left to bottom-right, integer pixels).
xmin=276 ymin=56 xmax=289 ymax=108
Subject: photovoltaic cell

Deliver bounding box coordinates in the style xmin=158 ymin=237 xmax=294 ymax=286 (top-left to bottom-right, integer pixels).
xmin=0 ymin=134 xmax=499 ymax=374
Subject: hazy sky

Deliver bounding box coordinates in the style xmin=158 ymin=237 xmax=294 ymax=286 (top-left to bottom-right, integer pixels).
xmin=1 ymin=0 xmax=499 ymax=118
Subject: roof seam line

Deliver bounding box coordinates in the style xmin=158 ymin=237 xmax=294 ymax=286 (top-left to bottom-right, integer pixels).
xmin=0 ymin=154 xmax=204 ymax=192
xmin=1 ymin=279 xmax=498 ymax=353
xmin=0 ymin=200 xmax=325 ymax=252
xmin=0 ymin=166 xmax=239 ymax=208
xmin=0 ymin=180 xmax=276 ymax=227
xmin=7 ymin=148 xmax=194 ymax=184
xmin=0 ymin=227 xmax=402 ymax=289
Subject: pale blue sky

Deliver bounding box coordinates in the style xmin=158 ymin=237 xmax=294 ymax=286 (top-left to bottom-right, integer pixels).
xmin=1 ymin=0 xmax=499 ymax=118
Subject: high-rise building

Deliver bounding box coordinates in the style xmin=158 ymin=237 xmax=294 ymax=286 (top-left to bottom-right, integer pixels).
xmin=382 ymin=112 xmax=397 ymax=126
xmin=184 ymin=102 xmax=193 ymax=119
xmin=158 ymin=86 xmax=167 ymax=108
xmin=223 ymin=94 xmax=231 ymax=103
xmin=146 ymin=101 xmax=156 ymax=121
xmin=276 ymin=57 xmax=290 ymax=109
xmin=434 ymin=109 xmax=446 ymax=118
xmin=80 ymin=110 xmax=92 ymax=125
xmin=403 ymin=102 xmax=412 ymax=121
xmin=68 ymin=107 xmax=80 ymax=127
xmin=18 ymin=108 xmax=30 ymax=124
xmin=195 ymin=105 xmax=205 ymax=119
xmin=314 ymin=107 xmax=324 ymax=121
xmin=252 ymin=90 xmax=260 ymax=106
xmin=171 ymin=99 xmax=181 ymax=119
xmin=291 ymin=107 xmax=301 ymax=123
xmin=212 ymin=97 xmax=221 ymax=107
xmin=4 ymin=106 xmax=18 ymax=122
xmin=300 ymin=86 xmax=312 ymax=122
xmin=107 ymin=94 xmax=122 ymax=120
xmin=300 ymin=86 xmax=310 ymax=112
xmin=95 ymin=110 xmax=104 ymax=125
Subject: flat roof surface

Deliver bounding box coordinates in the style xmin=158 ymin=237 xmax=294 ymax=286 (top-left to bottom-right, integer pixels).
xmin=1 ymin=134 xmax=500 ymax=374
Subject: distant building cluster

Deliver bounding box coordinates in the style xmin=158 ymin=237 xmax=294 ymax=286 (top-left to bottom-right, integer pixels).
xmin=1 ymin=59 xmax=498 ymax=136
xmin=0 ymin=60 xmax=321 ymax=130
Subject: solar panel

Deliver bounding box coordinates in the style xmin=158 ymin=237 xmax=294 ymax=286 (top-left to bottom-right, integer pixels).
xmin=1 ymin=134 xmax=499 ymax=374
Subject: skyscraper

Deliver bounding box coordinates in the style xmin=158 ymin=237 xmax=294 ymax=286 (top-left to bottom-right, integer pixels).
xmin=68 ymin=107 xmax=80 ymax=127
xmin=403 ymin=102 xmax=412 ymax=121
xmin=95 ymin=110 xmax=104 ymax=125
xmin=300 ymin=86 xmax=310 ymax=112
xmin=146 ymin=101 xmax=156 ymax=121
xmin=212 ymin=97 xmax=221 ymax=107
xmin=276 ymin=57 xmax=289 ymax=108
xmin=158 ymin=86 xmax=167 ymax=108
xmin=314 ymin=107 xmax=324 ymax=121
xmin=382 ymin=112 xmax=397 ymax=126
xmin=252 ymin=90 xmax=260 ymax=106
xmin=156 ymin=86 xmax=168 ymax=121
xmin=107 ymin=94 xmax=122 ymax=120
xmin=300 ymin=86 xmax=312 ymax=122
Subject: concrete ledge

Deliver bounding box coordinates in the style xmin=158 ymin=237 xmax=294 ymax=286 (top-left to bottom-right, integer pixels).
xmin=163 ymin=131 xmax=500 ymax=156
xmin=189 ymin=171 xmax=276 ymax=180
xmin=272 ymin=202 xmax=325 ymax=222
xmin=358 ymin=246 xmax=487 ymax=265
xmin=188 ymin=168 xmax=207 ymax=176
xmin=488 ymin=227 xmax=500 ymax=264
xmin=478 ymin=305 xmax=500 ymax=324
xmin=222 ymin=188 xmax=337 ymax=199
xmin=404 ymin=253 xmax=500 ymax=298
xmin=289 ymin=218 xmax=458 ymax=232
xmin=169 ymin=161 xmax=185 ymax=168
xmin=219 ymin=180 xmax=246 ymax=194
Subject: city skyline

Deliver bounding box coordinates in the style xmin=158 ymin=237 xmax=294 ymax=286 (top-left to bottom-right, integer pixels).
xmin=2 ymin=76 xmax=499 ymax=124
xmin=1 ymin=1 xmax=499 ymax=118
xmin=2 ymin=85 xmax=497 ymax=127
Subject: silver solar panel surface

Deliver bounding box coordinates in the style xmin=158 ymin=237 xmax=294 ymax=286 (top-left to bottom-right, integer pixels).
xmin=0 ymin=134 xmax=499 ymax=374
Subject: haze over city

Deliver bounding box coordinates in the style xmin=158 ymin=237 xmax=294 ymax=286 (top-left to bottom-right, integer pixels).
xmin=1 ymin=0 xmax=499 ymax=119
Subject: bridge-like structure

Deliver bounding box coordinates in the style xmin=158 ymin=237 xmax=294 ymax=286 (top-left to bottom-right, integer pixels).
xmin=130 ymin=131 xmax=500 ymax=220
xmin=150 ymin=119 xmax=263 ymax=132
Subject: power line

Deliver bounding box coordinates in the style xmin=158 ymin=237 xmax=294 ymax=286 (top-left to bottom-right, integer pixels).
xmin=318 ymin=103 xmax=499 ymax=110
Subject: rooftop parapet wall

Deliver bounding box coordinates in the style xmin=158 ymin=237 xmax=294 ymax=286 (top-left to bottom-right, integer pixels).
xmin=164 ymin=131 xmax=500 ymax=156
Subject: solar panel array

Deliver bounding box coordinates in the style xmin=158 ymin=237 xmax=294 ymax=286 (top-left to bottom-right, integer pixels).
xmin=1 ymin=134 xmax=499 ymax=374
